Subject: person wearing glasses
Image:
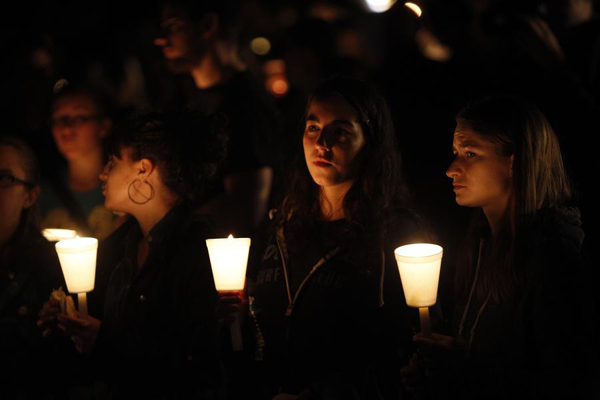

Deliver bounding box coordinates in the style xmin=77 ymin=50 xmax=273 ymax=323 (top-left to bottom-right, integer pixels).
xmin=39 ymin=81 xmax=117 ymax=240
xmin=0 ymin=136 xmax=65 ymax=398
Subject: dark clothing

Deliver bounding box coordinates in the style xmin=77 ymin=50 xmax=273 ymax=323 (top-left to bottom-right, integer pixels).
xmin=93 ymin=206 xmax=223 ymax=399
xmin=0 ymin=223 xmax=66 ymax=398
xmin=447 ymin=207 xmax=592 ymax=399
xmin=184 ymin=71 xmax=283 ymax=238
xmin=186 ymin=71 xmax=279 ymax=175
xmin=249 ymin=209 xmax=430 ymax=399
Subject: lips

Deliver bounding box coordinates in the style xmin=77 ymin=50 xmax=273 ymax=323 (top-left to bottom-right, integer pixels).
xmin=313 ymin=157 xmax=333 ymax=168
xmin=453 ymin=184 xmax=466 ymax=191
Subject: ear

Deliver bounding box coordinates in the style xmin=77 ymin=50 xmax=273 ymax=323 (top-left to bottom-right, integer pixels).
xmin=23 ymin=186 xmax=40 ymax=209
xmin=200 ymin=12 xmax=219 ymax=39
xmin=137 ymin=158 xmax=157 ymax=181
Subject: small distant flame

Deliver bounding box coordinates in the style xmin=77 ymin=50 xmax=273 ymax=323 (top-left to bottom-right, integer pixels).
xmin=228 ymin=234 xmax=234 ymax=239
xmin=404 ymin=2 xmax=422 ymax=17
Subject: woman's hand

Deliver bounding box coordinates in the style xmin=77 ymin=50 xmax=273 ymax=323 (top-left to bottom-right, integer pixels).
xmin=216 ymin=290 xmax=247 ymax=326
xmin=57 ymin=313 xmax=101 ymax=355
xmin=36 ymin=298 xmax=62 ymax=337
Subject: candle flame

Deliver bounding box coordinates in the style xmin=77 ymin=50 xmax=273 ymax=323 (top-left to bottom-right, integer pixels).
xmin=228 ymin=234 xmax=234 ymax=239
xmin=404 ymin=2 xmax=422 ymax=17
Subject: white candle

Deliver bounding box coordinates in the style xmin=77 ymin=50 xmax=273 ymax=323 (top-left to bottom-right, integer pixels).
xmin=395 ymin=243 xmax=443 ymax=337
xmin=206 ymin=235 xmax=251 ymax=291
xmin=42 ymin=228 xmax=77 ymax=242
xmin=55 ymin=237 xmax=98 ymax=318
xmin=206 ymin=235 xmax=251 ymax=351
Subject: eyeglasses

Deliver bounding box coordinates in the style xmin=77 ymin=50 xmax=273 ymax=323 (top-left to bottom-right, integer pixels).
xmin=0 ymin=173 xmax=35 ymax=188
xmin=50 ymin=115 xmax=101 ymax=129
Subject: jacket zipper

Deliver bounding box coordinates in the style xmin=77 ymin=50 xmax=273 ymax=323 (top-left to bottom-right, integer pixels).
xmin=275 ymin=225 xmax=341 ymax=317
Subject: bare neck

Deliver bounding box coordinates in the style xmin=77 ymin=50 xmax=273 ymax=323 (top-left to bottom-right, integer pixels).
xmin=67 ymin=149 xmax=104 ymax=193
xmin=319 ymin=182 xmax=354 ymax=221
xmin=190 ymin=45 xmax=244 ymax=89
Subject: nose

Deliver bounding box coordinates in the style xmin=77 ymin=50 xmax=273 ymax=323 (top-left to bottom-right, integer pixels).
xmin=446 ymin=159 xmax=462 ymax=178
xmin=99 ymin=163 xmax=109 ymax=181
xmin=315 ymin=129 xmax=333 ymax=152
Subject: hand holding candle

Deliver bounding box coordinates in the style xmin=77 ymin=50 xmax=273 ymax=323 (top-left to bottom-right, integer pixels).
xmin=394 ymin=243 xmax=443 ymax=338
xmin=54 ymin=237 xmax=98 ymax=318
xmin=206 ymin=235 xmax=251 ymax=351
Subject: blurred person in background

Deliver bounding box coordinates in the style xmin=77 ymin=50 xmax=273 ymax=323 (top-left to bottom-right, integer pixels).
xmin=154 ymin=0 xmax=281 ymax=238
xmin=0 ymin=136 xmax=65 ymax=398
xmin=40 ymin=81 xmax=118 ymax=240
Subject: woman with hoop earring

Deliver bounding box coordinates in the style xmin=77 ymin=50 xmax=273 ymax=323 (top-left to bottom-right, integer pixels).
xmin=38 ymin=110 xmax=228 ymax=398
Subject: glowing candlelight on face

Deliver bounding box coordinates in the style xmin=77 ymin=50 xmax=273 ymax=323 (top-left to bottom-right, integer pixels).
xmin=42 ymin=228 xmax=77 ymax=242
xmin=55 ymin=237 xmax=98 ymax=318
xmin=395 ymin=243 xmax=443 ymax=337
xmin=404 ymin=2 xmax=422 ymax=17
xmin=206 ymin=235 xmax=251 ymax=351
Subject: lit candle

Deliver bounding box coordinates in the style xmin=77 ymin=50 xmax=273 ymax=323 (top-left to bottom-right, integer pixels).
xmin=42 ymin=228 xmax=77 ymax=242
xmin=206 ymin=235 xmax=251 ymax=351
xmin=55 ymin=237 xmax=98 ymax=318
xmin=394 ymin=243 xmax=443 ymax=338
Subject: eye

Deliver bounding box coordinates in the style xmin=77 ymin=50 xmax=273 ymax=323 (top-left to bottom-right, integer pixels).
xmin=466 ymin=152 xmax=476 ymax=158
xmin=336 ymin=128 xmax=351 ymax=142
xmin=305 ymin=124 xmax=319 ymax=137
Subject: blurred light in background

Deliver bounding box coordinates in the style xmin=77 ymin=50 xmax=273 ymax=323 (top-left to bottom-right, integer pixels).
xmin=250 ymin=37 xmax=271 ymax=56
xmin=415 ymin=28 xmax=452 ymax=62
xmin=404 ymin=2 xmax=422 ymax=17
xmin=263 ymin=59 xmax=289 ymax=98
xmin=365 ymin=0 xmax=397 ymax=13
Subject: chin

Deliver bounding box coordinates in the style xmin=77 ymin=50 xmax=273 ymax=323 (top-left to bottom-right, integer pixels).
xmin=310 ymin=173 xmax=337 ymax=187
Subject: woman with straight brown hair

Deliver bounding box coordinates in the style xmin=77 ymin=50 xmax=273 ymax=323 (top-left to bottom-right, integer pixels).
xmin=405 ymin=96 xmax=592 ymax=399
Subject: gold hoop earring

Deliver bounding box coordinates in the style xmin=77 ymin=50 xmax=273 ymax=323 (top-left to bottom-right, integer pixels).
xmin=127 ymin=179 xmax=155 ymax=205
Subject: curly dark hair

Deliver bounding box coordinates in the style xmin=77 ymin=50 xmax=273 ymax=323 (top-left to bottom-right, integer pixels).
xmin=278 ymin=76 xmax=409 ymax=244
xmin=107 ymin=109 xmax=228 ymax=206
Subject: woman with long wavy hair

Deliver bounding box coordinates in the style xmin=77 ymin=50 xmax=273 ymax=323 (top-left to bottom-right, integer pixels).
xmin=243 ymin=76 xmax=429 ymax=399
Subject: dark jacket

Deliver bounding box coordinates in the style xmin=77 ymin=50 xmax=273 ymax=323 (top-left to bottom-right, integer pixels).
xmin=0 ymin=223 xmax=66 ymax=397
xmin=249 ymin=209 xmax=431 ymax=399
xmin=93 ymin=206 xmax=223 ymax=399
xmin=448 ymin=207 xmax=592 ymax=399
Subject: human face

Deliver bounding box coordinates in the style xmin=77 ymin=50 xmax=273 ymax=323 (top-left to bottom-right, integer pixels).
xmin=303 ymin=95 xmax=366 ymax=188
xmin=446 ymin=122 xmax=513 ymax=216
xmin=99 ymin=147 xmax=139 ymax=213
xmin=51 ymin=95 xmax=108 ymax=160
xmin=0 ymin=145 xmax=38 ymax=243
xmin=154 ymin=6 xmax=204 ymax=73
